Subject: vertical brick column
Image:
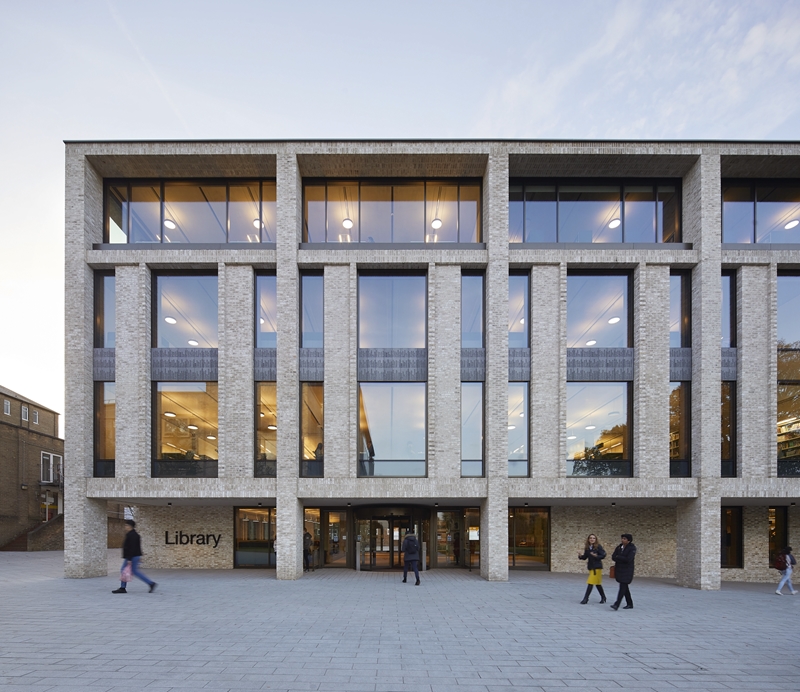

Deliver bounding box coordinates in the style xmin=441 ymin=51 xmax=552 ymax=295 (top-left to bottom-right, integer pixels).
xmin=634 ymin=263 xmax=670 ymax=478
xmin=275 ymin=153 xmax=302 ymax=579
xmin=738 ymin=264 xmax=775 ymax=479
xmin=115 ymin=263 xmax=151 ymax=478
xmin=324 ymin=263 xmax=352 ymax=478
xmin=530 ymin=263 xmax=564 ymax=478
xmin=430 ymin=264 xmax=461 ymax=479
xmin=677 ymin=153 xmax=722 ymax=589
xmin=64 ymin=153 xmax=107 ymax=578
xmin=218 ymin=262 xmax=254 ymax=478
xmin=481 ymin=150 xmax=509 ymax=581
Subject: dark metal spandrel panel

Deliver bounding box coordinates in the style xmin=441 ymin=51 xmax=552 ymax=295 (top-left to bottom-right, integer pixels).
xmin=461 ymin=348 xmax=485 ymax=381
xmin=670 ymin=348 xmax=693 ymax=381
xmin=93 ymin=348 xmax=116 ymax=381
xmin=151 ymin=349 xmax=218 ymax=381
xmin=567 ymin=348 xmax=634 ymax=381
xmin=357 ymin=349 xmax=428 ymax=382
xmin=254 ymin=348 xmax=277 ymax=381
xmin=299 ymin=348 xmax=324 ymax=381
xmin=508 ymin=348 xmax=531 ymax=382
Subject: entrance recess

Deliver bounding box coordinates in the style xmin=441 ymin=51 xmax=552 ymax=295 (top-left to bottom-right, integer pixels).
xmin=357 ymin=515 xmax=412 ymax=570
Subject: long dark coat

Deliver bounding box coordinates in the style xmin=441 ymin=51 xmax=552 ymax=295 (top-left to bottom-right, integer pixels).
xmin=401 ymin=534 xmax=420 ymax=562
xmin=579 ymin=544 xmax=606 ymax=571
xmin=611 ymin=542 xmax=636 ymax=583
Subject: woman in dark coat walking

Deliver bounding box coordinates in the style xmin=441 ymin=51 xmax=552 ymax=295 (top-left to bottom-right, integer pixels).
xmin=610 ymin=533 xmax=636 ymax=610
xmin=401 ymin=529 xmax=421 ymax=585
xmin=578 ymin=533 xmax=607 ymax=604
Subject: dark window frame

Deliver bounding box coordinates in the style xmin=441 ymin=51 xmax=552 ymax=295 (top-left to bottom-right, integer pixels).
xmin=509 ymin=177 xmax=683 ymax=244
xmin=721 ymin=270 xmax=737 ymax=348
xmin=721 ymin=381 xmax=737 ymax=478
xmin=669 ymin=381 xmax=691 ymax=478
xmin=721 ymin=506 xmax=744 ymax=568
xmin=508 ymin=270 xmax=530 ymax=349
xmin=777 ymin=271 xmax=800 ymax=477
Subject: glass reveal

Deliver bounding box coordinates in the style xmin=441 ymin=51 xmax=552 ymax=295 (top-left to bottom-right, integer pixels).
xmin=567 ymin=274 xmax=629 ymax=348
xmin=721 ymin=273 xmax=735 ymax=348
xmin=301 ymin=274 xmax=324 ymax=349
xmin=721 ymin=381 xmax=735 ymax=477
xmin=256 ymin=275 xmax=278 ymax=348
xmin=461 ymin=274 xmax=484 ymax=348
xmin=94 ymin=382 xmax=115 ymax=477
xmin=301 ymin=383 xmax=324 ymax=478
xmin=508 ymin=274 xmax=529 ymax=349
xmin=358 ymin=275 xmax=426 ymax=348
xmin=670 ymin=273 xmax=691 ymax=348
xmin=255 ymin=382 xmax=277 ymax=477
xmin=95 ymin=273 xmax=116 ymax=348
xmin=669 ymin=382 xmax=691 ymax=478
xmin=461 ymin=382 xmax=483 ymax=477
xmin=155 ymin=275 xmax=219 ymax=349
xmin=508 ymin=382 xmax=528 ymax=477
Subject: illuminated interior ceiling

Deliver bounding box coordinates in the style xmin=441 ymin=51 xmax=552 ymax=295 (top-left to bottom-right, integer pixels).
xmin=159 ymin=276 xmax=218 ymax=348
xmin=566 ymin=275 xmax=626 ymax=347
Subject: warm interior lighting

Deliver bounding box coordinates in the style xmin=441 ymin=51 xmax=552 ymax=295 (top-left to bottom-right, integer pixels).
xmin=778 ymin=417 xmax=798 ymax=426
xmin=520 ymin=318 xmax=525 ymax=324
xmin=260 ymin=412 xmax=265 ymax=418
xmin=187 ymin=425 xmax=198 ymax=430
xmin=164 ymin=316 xmax=177 ymax=324
xmin=608 ymin=316 xmax=621 ymax=324
xmin=163 ymin=219 xmax=177 ymax=230
xmin=267 ymin=425 xmax=277 ymax=431
xmin=206 ymin=435 xmax=216 ymax=440
xmin=338 ymin=233 xmax=351 ymax=242
xmin=785 ymin=219 xmax=799 ymax=230
xmin=187 ymin=339 xmax=199 ymax=346
xmin=608 ymin=218 xmax=621 ymax=229
xmin=431 ymin=218 xmax=443 ymax=230
xmin=585 ymin=425 xmax=596 ymax=430
xmin=342 ymin=218 xmax=354 ymax=230
xmin=586 ymin=340 xmax=597 ymax=346
xmin=253 ymin=218 xmax=263 ymax=229
xmin=164 ymin=412 xmax=177 ymax=418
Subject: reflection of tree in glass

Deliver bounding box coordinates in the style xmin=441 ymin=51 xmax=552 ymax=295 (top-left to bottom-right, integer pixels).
xmin=570 ymin=424 xmax=627 ymax=476
xmin=777 ymin=375 xmax=800 ymax=476
xmin=721 ymin=382 xmax=734 ymax=460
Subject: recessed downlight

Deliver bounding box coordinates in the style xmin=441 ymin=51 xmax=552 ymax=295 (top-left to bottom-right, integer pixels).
xmin=259 ymin=318 xmax=265 ymax=324
xmin=342 ymin=218 xmax=354 ymax=230
xmin=188 ymin=339 xmax=199 ymax=346
xmin=567 ymin=435 xmax=577 ymax=440
xmin=187 ymin=425 xmax=198 ymax=430
xmin=608 ymin=316 xmax=621 ymax=324
xmin=785 ymin=219 xmax=799 ymax=230
xmin=520 ymin=318 xmax=525 ymax=324
xmin=586 ymin=340 xmax=597 ymax=346
xmin=267 ymin=425 xmax=277 ymax=431
xmin=164 ymin=412 xmax=177 ymax=418
xmin=608 ymin=411 xmax=620 ymax=416
xmin=608 ymin=218 xmax=621 ymax=229
xmin=253 ymin=218 xmax=264 ymax=229
xmin=206 ymin=435 xmax=216 ymax=440
xmin=163 ymin=219 xmax=176 ymax=230
xmin=431 ymin=218 xmax=443 ymax=230
xmin=260 ymin=412 xmax=265 ymax=418
xmin=519 ymin=412 xmax=524 ymax=417
xmin=585 ymin=425 xmax=596 ymax=430
xmin=507 ymin=425 xmax=516 ymax=430
xmin=164 ymin=316 xmax=177 ymax=325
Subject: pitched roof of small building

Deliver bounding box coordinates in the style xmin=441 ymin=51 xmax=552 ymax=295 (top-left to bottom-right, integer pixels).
xmin=0 ymin=385 xmax=58 ymax=414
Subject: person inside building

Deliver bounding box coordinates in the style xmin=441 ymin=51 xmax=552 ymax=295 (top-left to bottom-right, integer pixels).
xmin=303 ymin=528 xmax=314 ymax=572
xmin=578 ymin=533 xmax=607 ymax=604
xmin=112 ymin=520 xmax=156 ymax=594
xmin=610 ymin=533 xmax=636 ymax=610
xmin=401 ymin=529 xmax=421 ymax=585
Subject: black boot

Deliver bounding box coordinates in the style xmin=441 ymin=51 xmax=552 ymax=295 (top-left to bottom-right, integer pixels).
xmin=596 ymin=585 xmax=606 ymax=604
xmin=580 ymin=585 xmax=593 ymax=604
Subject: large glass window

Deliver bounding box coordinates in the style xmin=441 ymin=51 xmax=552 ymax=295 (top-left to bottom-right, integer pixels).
xmin=509 ymin=181 xmax=680 ymax=243
xmin=721 ymin=381 xmax=736 ymax=478
xmin=777 ymin=384 xmax=800 ymax=477
xmin=358 ymin=383 xmax=426 ymax=477
xmin=358 ymin=275 xmax=426 ymax=348
xmin=721 ymin=272 xmax=735 ymax=348
xmin=669 ymin=382 xmax=691 ymax=477
xmin=105 ymin=180 xmax=276 ymax=244
xmin=235 ymin=507 xmax=276 ymax=567
xmin=256 ymin=275 xmax=278 ymax=348
xmin=155 ymin=274 xmax=218 ymax=348
xmin=508 ymin=507 xmax=550 ymax=570
xmin=301 ymin=383 xmax=324 ymax=478
xmin=566 ymin=382 xmax=630 ymax=476
xmin=567 ymin=274 xmax=629 ymax=348
xmin=508 ymin=274 xmax=529 ymax=349
xmin=778 ymin=275 xmax=800 ymax=477
xmin=721 ymin=507 xmax=743 ymax=568
xmin=255 ymin=383 xmax=277 ymax=478
xmin=153 ymin=382 xmax=218 ymax=478
xmin=95 ymin=273 xmax=116 ymax=348
xmin=94 ymin=382 xmax=116 ymax=478
xmin=461 ymin=382 xmax=483 ymax=477
xmin=670 ymin=272 xmax=691 ymax=348
xmin=461 ymin=273 xmax=484 ymax=348
xmin=303 ymin=180 xmax=481 ymax=243
xmin=508 ymin=383 xmax=528 ymax=477
xmin=723 ymin=181 xmax=800 ymax=244
xmin=301 ymin=274 xmax=324 ymax=348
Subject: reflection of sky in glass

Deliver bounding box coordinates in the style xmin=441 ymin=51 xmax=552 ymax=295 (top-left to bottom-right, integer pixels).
xmin=130 ymin=184 xmax=161 ymax=243
xmin=304 ymin=185 xmax=325 ymax=242
xmin=157 ymin=275 xmax=218 ymax=348
xmin=669 ymin=274 xmax=683 ymax=348
xmin=559 ymin=187 xmax=621 ymax=243
xmin=508 ymin=275 xmax=529 ymax=348
xmin=462 ymin=274 xmax=484 ymax=348
xmin=163 ymin=184 xmax=227 ymax=243
xmin=566 ymin=383 xmax=627 ymax=459
xmin=459 ymin=185 xmax=481 ymax=243
xmin=392 ymin=184 xmax=425 ymax=242
xmin=461 ymin=383 xmax=483 ymax=460
xmin=721 ymin=274 xmax=733 ymax=347
xmin=359 ymin=276 xmax=426 ymax=348
xmin=257 ymin=275 xmax=277 ymax=348
xmin=228 ymin=183 xmax=262 ymax=243
xmin=327 ymin=183 xmax=359 ymax=243
xmin=722 ymin=186 xmax=753 ymax=243
xmin=624 ymin=187 xmax=655 ymax=243
xmin=359 ymin=383 xmax=425 ymax=460
xmin=508 ymin=383 xmax=527 ymax=460
xmin=256 ymin=382 xmax=277 ymax=459
xmin=756 ymin=186 xmax=800 ymax=243
xmin=567 ymin=275 xmax=628 ymax=347
xmin=778 ymin=276 xmax=800 ymax=346
xmin=100 ymin=275 xmax=116 ymax=347
xmin=301 ymin=275 xmax=323 ymax=348
xmin=525 ymin=186 xmax=557 ymax=242
xmin=509 ymin=186 xmax=523 ymax=243
xmin=360 ymin=185 xmax=392 ymax=242
xmin=426 ymin=183 xmax=458 ymax=242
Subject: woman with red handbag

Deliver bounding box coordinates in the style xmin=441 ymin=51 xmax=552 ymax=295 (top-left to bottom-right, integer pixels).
xmin=113 ymin=520 xmax=157 ymax=594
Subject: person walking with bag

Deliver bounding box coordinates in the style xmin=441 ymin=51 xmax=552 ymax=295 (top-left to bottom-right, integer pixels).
xmin=112 ymin=520 xmax=156 ymax=594
xmin=401 ymin=529 xmax=421 ymax=585
xmin=775 ymin=546 xmax=797 ymax=595
xmin=610 ymin=533 xmax=636 ymax=610
xmin=578 ymin=533 xmax=607 ymax=604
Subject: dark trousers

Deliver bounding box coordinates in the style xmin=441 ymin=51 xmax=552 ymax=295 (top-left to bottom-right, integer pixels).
xmin=403 ymin=559 xmax=420 ymax=582
xmin=614 ymin=582 xmax=633 ymax=607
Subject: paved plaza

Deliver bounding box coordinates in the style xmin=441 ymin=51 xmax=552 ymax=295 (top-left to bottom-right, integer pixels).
xmin=1 ymin=551 xmax=798 ymax=692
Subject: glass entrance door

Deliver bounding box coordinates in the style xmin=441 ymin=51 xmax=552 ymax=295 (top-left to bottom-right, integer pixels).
xmin=358 ymin=515 xmax=411 ymax=570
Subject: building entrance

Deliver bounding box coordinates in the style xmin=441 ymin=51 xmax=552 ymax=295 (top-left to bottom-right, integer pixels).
xmin=357 ymin=515 xmax=410 ymax=570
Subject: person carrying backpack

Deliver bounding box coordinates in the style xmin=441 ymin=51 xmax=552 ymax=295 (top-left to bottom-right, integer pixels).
xmin=401 ymin=529 xmax=421 ymax=585
xmin=775 ymin=546 xmax=797 ymax=595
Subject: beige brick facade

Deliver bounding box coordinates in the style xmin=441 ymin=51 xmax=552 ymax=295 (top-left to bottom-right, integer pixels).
xmin=64 ymin=140 xmax=800 ymax=587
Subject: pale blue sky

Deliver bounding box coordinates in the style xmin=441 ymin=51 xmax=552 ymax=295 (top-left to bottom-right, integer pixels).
xmin=0 ymin=0 xmax=798 ymax=426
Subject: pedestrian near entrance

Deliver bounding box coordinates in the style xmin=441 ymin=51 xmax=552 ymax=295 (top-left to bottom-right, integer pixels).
xmin=112 ymin=520 xmax=156 ymax=594
xmin=610 ymin=533 xmax=636 ymax=610
xmin=578 ymin=533 xmax=607 ymax=604
xmin=775 ymin=546 xmax=797 ymax=595
xmin=303 ymin=529 xmax=314 ymax=572
xmin=401 ymin=529 xmax=421 ymax=585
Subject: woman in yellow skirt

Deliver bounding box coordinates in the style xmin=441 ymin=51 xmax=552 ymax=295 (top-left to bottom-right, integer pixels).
xmin=578 ymin=533 xmax=607 ymax=604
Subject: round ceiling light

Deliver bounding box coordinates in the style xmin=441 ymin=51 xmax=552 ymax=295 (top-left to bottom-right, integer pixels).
xmin=785 ymin=219 xmax=799 ymax=230
xmin=259 ymin=318 xmax=265 ymax=324
xmin=267 ymin=425 xmax=277 ymax=431
xmin=260 ymin=412 xmax=265 ymax=417
xmin=585 ymin=425 xmax=596 ymax=430
xmin=206 ymin=435 xmax=217 ymax=440
xmin=163 ymin=219 xmax=177 ymax=230
xmin=567 ymin=435 xmax=577 ymax=440
xmin=187 ymin=425 xmax=198 ymax=431
xmin=164 ymin=412 xmax=177 ymax=418
xmin=608 ymin=218 xmax=621 ymax=229
xmin=608 ymin=317 xmax=621 ymax=324
xmin=586 ymin=340 xmax=597 ymax=346
xmin=342 ymin=218 xmax=354 ymax=230
xmin=431 ymin=218 xmax=443 ymax=230
xmin=519 ymin=412 xmax=524 ymax=417
xmin=507 ymin=425 xmax=516 ymax=430
xmin=164 ymin=316 xmax=177 ymax=324
xmin=520 ymin=318 xmax=525 ymax=324
xmin=188 ymin=339 xmax=199 ymax=346
xmin=253 ymin=218 xmax=264 ymax=229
